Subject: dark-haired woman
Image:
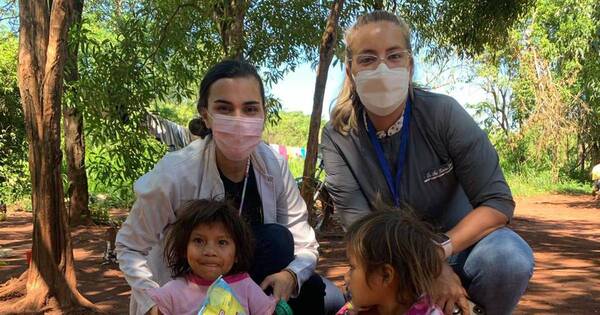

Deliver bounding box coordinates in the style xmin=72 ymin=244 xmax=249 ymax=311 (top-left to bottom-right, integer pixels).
xmin=116 ymin=60 xmax=344 ymax=315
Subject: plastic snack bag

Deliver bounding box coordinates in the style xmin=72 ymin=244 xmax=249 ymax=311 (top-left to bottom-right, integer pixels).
xmin=198 ymin=276 xmax=246 ymax=315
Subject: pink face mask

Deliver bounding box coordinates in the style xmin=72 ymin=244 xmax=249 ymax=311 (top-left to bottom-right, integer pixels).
xmin=209 ymin=113 xmax=264 ymax=161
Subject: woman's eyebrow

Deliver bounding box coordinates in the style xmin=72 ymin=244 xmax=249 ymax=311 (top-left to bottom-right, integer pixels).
xmin=386 ymin=46 xmax=405 ymax=52
xmin=214 ymin=99 xmax=233 ymax=105
xmin=357 ymin=48 xmax=378 ymax=55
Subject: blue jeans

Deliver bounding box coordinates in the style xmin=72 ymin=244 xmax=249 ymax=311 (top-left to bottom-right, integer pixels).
xmin=448 ymin=227 xmax=534 ymax=315
xmin=250 ymin=224 xmax=345 ymax=315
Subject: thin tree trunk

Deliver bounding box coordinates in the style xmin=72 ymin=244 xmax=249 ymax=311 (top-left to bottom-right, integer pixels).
xmin=213 ymin=0 xmax=248 ymax=59
xmin=0 ymin=0 xmax=97 ymax=312
xmin=301 ymin=0 xmax=344 ymax=217
xmin=64 ymin=107 xmax=90 ymax=225
xmin=64 ymin=0 xmax=90 ymax=225
xmin=372 ymin=0 xmax=384 ymax=10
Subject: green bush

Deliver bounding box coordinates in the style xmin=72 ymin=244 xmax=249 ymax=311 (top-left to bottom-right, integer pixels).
xmin=0 ymin=31 xmax=30 ymax=204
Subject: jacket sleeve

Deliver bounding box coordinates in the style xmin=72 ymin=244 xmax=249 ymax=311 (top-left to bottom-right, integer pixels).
xmin=444 ymin=99 xmax=515 ymax=220
xmin=321 ymin=126 xmax=371 ymax=229
xmin=115 ymin=169 xmax=178 ymax=315
xmin=275 ymin=156 xmax=319 ymax=292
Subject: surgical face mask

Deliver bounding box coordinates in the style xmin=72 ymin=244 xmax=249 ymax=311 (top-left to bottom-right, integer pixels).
xmin=209 ymin=113 xmax=264 ymax=161
xmin=353 ymin=63 xmax=409 ymax=116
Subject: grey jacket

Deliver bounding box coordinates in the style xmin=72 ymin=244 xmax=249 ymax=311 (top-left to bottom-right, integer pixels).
xmin=321 ymin=88 xmax=514 ymax=230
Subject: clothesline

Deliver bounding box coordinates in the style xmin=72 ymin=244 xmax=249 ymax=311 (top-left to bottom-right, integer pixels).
xmin=269 ymin=143 xmax=306 ymax=160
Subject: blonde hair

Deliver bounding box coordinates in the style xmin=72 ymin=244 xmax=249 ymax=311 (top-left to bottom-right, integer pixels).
xmin=345 ymin=209 xmax=442 ymax=304
xmin=331 ymin=11 xmax=412 ymax=135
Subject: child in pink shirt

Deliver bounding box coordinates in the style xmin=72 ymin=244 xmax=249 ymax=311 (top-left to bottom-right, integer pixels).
xmin=337 ymin=210 xmax=445 ymax=315
xmin=147 ymin=199 xmax=276 ymax=315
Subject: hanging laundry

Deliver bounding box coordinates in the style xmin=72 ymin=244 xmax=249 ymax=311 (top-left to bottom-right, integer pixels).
xmin=278 ymin=145 xmax=288 ymax=160
xmin=146 ymin=113 xmax=196 ymax=151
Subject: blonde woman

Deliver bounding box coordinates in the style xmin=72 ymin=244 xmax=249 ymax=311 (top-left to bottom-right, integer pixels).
xmin=321 ymin=11 xmax=534 ymax=315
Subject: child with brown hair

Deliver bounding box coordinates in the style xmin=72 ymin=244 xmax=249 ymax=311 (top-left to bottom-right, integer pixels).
xmin=147 ymin=199 xmax=276 ymax=315
xmin=339 ymin=209 xmax=444 ymax=315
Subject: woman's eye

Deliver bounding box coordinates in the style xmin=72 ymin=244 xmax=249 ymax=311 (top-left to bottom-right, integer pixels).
xmin=388 ymin=53 xmax=404 ymax=61
xmin=244 ymin=106 xmax=259 ymax=113
xmin=215 ymin=105 xmax=230 ymax=113
xmin=357 ymin=56 xmax=376 ymax=65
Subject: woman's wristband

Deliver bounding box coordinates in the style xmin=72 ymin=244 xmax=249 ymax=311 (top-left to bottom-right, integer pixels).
xmin=433 ymin=233 xmax=453 ymax=259
xmin=282 ymin=268 xmax=298 ymax=292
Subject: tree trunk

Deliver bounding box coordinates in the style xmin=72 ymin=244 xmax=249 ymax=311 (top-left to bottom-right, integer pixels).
xmin=0 ymin=0 xmax=97 ymax=312
xmin=63 ymin=0 xmax=90 ymax=225
xmin=301 ymin=0 xmax=344 ymax=216
xmin=372 ymin=0 xmax=384 ymax=10
xmin=213 ymin=0 xmax=248 ymax=59
xmin=64 ymin=107 xmax=90 ymax=225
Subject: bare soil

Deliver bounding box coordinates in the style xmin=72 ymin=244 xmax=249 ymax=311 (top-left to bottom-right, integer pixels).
xmin=1 ymin=195 xmax=599 ymax=314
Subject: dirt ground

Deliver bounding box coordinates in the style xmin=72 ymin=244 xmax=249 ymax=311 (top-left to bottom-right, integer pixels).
xmin=1 ymin=194 xmax=599 ymax=314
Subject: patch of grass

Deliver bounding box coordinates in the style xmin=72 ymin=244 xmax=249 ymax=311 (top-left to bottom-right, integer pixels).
xmin=288 ymin=157 xmax=304 ymax=179
xmin=507 ymin=171 xmax=590 ymax=197
xmin=89 ymin=193 xmax=131 ymax=225
xmin=287 ymin=157 xmax=326 ymax=182
xmin=6 ymin=198 xmax=32 ymax=212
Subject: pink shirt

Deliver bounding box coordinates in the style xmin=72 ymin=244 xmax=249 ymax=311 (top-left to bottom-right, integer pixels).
xmin=149 ymin=273 xmax=277 ymax=315
xmin=405 ymin=296 xmax=444 ymax=315
xmin=336 ymin=295 xmax=443 ymax=315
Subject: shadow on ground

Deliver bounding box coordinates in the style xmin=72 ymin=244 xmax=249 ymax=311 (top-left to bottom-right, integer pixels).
xmin=2 ymin=195 xmax=599 ymax=314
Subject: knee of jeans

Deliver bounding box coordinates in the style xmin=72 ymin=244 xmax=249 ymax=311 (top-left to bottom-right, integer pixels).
xmin=259 ymin=223 xmax=294 ymax=251
xmin=465 ymin=228 xmax=535 ymax=281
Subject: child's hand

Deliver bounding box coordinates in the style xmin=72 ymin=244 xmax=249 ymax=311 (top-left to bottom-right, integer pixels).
xmin=260 ymin=270 xmax=296 ymax=301
xmin=432 ymin=263 xmax=469 ymax=315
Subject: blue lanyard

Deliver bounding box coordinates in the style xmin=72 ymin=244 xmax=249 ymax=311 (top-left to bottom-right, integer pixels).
xmin=366 ymin=99 xmax=411 ymax=208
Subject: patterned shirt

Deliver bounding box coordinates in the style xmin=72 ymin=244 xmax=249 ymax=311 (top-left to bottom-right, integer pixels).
xmin=363 ymin=110 xmax=405 ymax=139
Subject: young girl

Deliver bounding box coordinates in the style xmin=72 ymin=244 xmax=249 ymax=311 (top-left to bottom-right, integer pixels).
xmin=339 ymin=210 xmax=444 ymax=315
xmin=147 ymin=199 xmax=277 ymax=315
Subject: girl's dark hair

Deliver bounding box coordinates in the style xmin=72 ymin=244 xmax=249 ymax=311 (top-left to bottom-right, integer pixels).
xmin=163 ymin=199 xmax=255 ymax=278
xmin=345 ymin=209 xmax=442 ymax=304
xmin=188 ymin=59 xmax=266 ymax=138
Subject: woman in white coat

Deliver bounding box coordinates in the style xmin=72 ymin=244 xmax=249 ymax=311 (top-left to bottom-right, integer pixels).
xmin=116 ymin=60 xmax=343 ymax=315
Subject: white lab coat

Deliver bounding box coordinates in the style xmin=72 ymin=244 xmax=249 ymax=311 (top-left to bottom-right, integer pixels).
xmin=116 ymin=136 xmax=319 ymax=314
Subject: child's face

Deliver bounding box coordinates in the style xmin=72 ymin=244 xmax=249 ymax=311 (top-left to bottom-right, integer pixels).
xmin=344 ymin=250 xmax=387 ymax=310
xmin=186 ymin=222 xmax=236 ymax=281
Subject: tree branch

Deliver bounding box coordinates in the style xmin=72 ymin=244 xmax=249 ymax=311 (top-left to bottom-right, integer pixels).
xmin=141 ymin=2 xmax=202 ymax=68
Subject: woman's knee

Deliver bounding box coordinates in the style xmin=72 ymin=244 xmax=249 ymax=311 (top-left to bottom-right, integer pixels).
xmin=464 ymin=227 xmax=534 ymax=282
xmin=253 ymin=223 xmax=294 ymax=255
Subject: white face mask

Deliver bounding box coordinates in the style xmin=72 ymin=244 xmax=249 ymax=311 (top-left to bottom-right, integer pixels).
xmin=353 ymin=63 xmax=409 ymax=116
xmin=209 ymin=113 xmax=264 ymax=161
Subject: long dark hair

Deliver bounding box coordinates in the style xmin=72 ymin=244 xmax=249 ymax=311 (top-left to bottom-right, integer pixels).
xmin=188 ymin=59 xmax=266 ymax=138
xmin=163 ymin=199 xmax=255 ymax=278
xmin=345 ymin=209 xmax=442 ymax=304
